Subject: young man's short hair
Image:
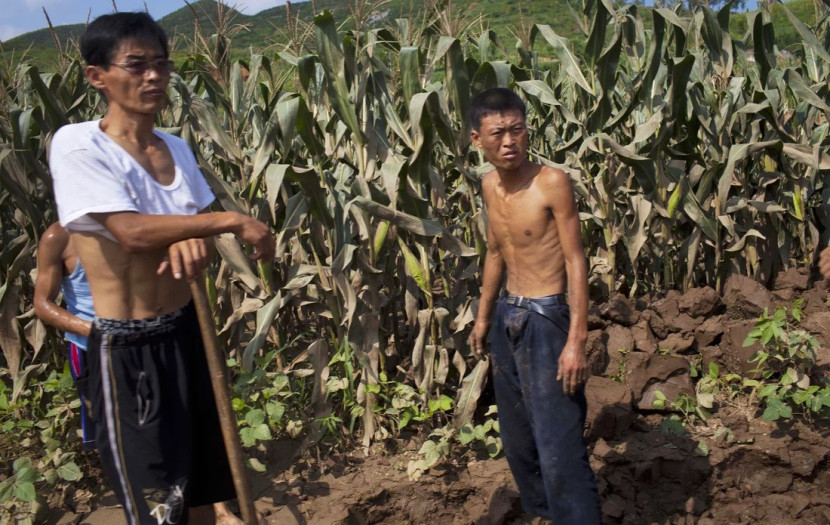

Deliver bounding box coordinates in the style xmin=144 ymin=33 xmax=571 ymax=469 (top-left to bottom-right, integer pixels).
xmin=469 ymin=88 xmax=527 ymax=131
xmin=80 ymin=12 xmax=169 ymax=67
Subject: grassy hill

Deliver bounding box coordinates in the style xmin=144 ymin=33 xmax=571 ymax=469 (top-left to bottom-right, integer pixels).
xmin=0 ymin=0 xmax=820 ymax=66
xmin=0 ymin=0 xmax=592 ymax=60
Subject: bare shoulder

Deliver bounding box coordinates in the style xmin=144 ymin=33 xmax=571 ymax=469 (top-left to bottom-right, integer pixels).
xmin=39 ymin=222 xmax=69 ymax=250
xmin=536 ymin=165 xmax=572 ymax=190
xmin=480 ymin=170 xmax=498 ymax=199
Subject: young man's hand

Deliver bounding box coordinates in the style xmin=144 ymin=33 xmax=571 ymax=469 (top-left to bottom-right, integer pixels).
xmin=820 ymin=247 xmax=830 ymax=280
xmin=557 ymin=341 xmax=589 ymax=396
xmin=468 ymin=320 xmax=490 ymax=359
xmin=236 ymin=216 xmax=275 ymax=262
xmin=158 ymin=238 xmax=210 ymax=281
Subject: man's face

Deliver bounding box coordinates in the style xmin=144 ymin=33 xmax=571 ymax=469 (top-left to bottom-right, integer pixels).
xmin=470 ymin=109 xmax=528 ymax=172
xmin=86 ymin=38 xmax=171 ymax=115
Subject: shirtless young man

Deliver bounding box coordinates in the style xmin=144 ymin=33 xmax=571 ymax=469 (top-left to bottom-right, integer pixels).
xmin=33 ymin=223 xmax=243 ymax=524
xmin=467 ymin=88 xmax=600 ymax=523
xmin=49 ymin=12 xmax=273 ymax=525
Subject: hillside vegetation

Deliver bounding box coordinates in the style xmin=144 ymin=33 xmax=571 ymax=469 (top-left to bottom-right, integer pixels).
xmin=1 ymin=0 xmax=820 ymax=65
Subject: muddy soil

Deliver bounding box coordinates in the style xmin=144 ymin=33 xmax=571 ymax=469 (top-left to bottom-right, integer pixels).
xmin=53 ymin=412 xmax=830 ymax=525
xmin=47 ymin=272 xmax=830 ymax=524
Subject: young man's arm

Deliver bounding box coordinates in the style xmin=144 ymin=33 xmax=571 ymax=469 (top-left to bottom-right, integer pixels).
xmin=469 ymin=175 xmax=504 ymax=359
xmin=545 ymin=168 xmax=590 ymax=396
xmin=91 ymin=210 xmax=274 ymax=278
xmin=33 ymin=224 xmax=92 ymax=338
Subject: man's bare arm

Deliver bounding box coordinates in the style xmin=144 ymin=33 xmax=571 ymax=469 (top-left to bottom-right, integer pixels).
xmin=469 ymin=177 xmax=505 ymax=358
xmin=545 ymin=168 xmax=589 ymax=395
xmin=91 ymin=211 xmax=274 ymax=262
xmin=155 ymin=212 xmax=218 ymax=281
xmin=820 ymin=247 xmax=830 ymax=280
xmin=33 ymin=224 xmax=92 ymax=338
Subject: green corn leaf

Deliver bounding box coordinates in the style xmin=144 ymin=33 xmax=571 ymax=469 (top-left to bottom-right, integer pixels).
xmin=783 ymin=69 xmax=830 ymax=112
xmin=242 ymin=293 xmax=284 ymax=372
xmin=314 ymin=10 xmax=365 ymax=146
xmin=397 ymin=237 xmax=429 ymax=294
xmin=778 ymin=2 xmax=830 ymax=64
xmin=532 ymin=25 xmax=594 ymax=95
xmin=400 ymin=46 xmax=421 ymax=105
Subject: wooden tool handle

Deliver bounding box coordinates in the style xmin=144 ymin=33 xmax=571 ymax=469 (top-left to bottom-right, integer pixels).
xmin=190 ymin=276 xmax=257 ymax=524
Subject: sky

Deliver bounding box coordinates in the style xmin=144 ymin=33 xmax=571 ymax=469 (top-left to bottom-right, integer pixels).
xmin=0 ymin=0 xmax=293 ymax=41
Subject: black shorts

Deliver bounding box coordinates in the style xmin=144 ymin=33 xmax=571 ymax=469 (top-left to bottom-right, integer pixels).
xmin=81 ymin=302 xmax=235 ymax=525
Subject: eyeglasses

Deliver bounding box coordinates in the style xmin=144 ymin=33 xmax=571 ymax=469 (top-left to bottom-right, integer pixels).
xmin=108 ymin=59 xmax=175 ymax=75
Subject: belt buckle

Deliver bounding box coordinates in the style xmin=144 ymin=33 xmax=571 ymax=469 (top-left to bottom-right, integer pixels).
xmin=507 ymin=294 xmax=525 ymax=308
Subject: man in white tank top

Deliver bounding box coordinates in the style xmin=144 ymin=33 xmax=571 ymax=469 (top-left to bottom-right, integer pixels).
xmin=49 ymin=12 xmax=273 ymax=525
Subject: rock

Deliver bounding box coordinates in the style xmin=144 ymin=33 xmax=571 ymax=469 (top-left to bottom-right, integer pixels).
xmin=788 ymin=442 xmax=830 ymax=477
xmin=628 ymin=355 xmax=691 ymax=403
xmin=587 ymin=304 xmax=607 ymax=330
xmin=585 ymin=330 xmax=609 ymax=376
xmin=657 ymin=332 xmax=696 ymax=354
xmin=604 ymin=325 xmax=634 ymax=376
xmin=745 ymin=466 xmax=793 ymax=495
xmin=700 ymin=346 xmax=724 ymax=366
xmin=652 ymin=291 xmax=681 ymax=326
xmin=722 ymin=274 xmax=774 ymax=317
xmin=772 ymin=288 xmax=796 ymax=302
xmin=591 ymin=438 xmax=614 ymax=459
xmin=642 ymin=309 xmax=669 ymax=339
xmin=631 ymin=320 xmax=657 ymax=354
xmin=601 ymin=494 xmax=627 ymax=518
xmin=800 ymin=287 xmax=829 ymax=315
xmin=585 ymin=376 xmax=633 ymax=440
xmin=481 ymin=485 xmax=519 ymax=525
xmin=667 ymin=313 xmax=701 ymax=333
xmin=599 ymin=293 xmax=640 ymax=326
xmin=639 ymin=373 xmax=695 ymax=411
xmin=720 ymin=321 xmax=763 ymax=376
xmin=678 ymin=286 xmax=722 ymax=317
xmin=694 ymin=315 xmax=725 ymax=347
xmin=800 ymin=311 xmax=830 ymax=366
xmin=773 ymin=267 xmax=810 ymax=291
xmin=606 ymin=324 xmax=634 ymax=354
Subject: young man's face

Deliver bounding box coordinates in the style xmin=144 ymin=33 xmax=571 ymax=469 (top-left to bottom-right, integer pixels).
xmin=86 ymin=38 xmax=171 ymax=116
xmin=470 ymin=109 xmax=528 ymax=173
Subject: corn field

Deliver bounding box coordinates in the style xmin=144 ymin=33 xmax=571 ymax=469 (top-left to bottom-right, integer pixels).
xmin=1 ymin=0 xmax=828 ymax=452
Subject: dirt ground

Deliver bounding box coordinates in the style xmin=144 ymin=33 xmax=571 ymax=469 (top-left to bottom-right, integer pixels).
xmin=50 ymin=409 xmax=830 ymax=525
xmin=46 ymin=273 xmax=830 ymax=524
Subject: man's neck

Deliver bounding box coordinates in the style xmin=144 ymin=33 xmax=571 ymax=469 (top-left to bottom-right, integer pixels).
xmin=496 ymin=159 xmax=535 ymax=191
xmin=99 ymin=107 xmax=157 ymax=149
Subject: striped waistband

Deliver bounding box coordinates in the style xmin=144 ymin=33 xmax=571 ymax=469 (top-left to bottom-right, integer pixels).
xmin=94 ymin=302 xmax=190 ymax=336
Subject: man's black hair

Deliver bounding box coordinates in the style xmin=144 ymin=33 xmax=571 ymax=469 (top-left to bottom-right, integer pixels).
xmin=80 ymin=12 xmax=169 ymax=67
xmin=469 ymin=88 xmax=526 ymax=131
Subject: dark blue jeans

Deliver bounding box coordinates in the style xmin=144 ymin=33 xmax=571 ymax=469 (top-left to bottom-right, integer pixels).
xmin=490 ymin=295 xmax=601 ymax=523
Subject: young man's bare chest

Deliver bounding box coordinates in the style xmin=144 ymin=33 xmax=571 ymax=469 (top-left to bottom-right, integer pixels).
xmin=489 ymin=183 xmax=555 ymax=248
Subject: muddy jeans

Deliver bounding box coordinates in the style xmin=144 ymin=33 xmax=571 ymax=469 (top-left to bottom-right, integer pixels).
xmin=490 ymin=294 xmax=601 ymax=523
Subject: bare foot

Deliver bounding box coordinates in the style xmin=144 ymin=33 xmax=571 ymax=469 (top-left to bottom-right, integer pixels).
xmin=213 ymin=501 xmax=244 ymax=525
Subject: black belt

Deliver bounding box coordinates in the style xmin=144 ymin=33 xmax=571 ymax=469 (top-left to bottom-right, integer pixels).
xmin=502 ymin=293 xmax=568 ymax=325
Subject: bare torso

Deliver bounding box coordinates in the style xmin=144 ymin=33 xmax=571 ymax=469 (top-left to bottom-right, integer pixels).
xmin=482 ymin=163 xmax=567 ymax=298
xmin=71 ymin=131 xmax=190 ymax=320
xmin=72 ymin=233 xmax=191 ymax=319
